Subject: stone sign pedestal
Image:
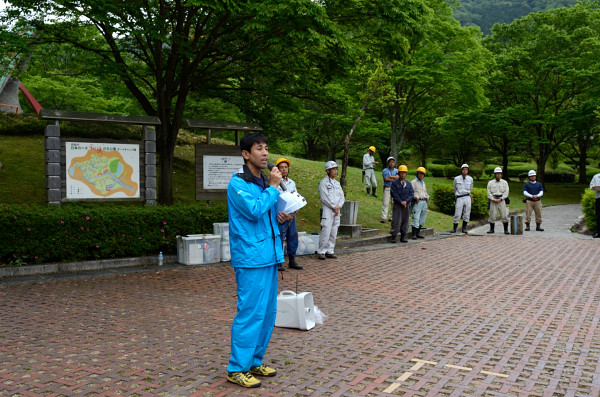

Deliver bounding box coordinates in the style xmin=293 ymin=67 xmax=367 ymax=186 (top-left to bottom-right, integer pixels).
xmin=337 ymin=201 xmax=380 ymax=239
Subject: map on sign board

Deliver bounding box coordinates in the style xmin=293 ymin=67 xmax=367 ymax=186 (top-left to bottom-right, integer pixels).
xmin=203 ymin=155 xmax=245 ymax=190
xmin=66 ymin=142 xmax=140 ymax=199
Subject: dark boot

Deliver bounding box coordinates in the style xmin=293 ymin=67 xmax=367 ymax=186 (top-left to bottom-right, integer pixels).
xmin=366 ymin=187 xmax=371 ymax=197
xmin=462 ymin=220 xmax=468 ymax=233
xmin=288 ymin=256 xmax=303 ymax=270
xmin=412 ymin=227 xmax=418 ymax=240
xmin=416 ymin=227 xmax=425 ymax=239
xmin=487 ymin=223 xmax=495 ymax=234
xmin=372 ymin=187 xmax=378 ymax=198
xmin=525 ymin=223 xmax=530 ymax=231
xmin=400 ymin=233 xmax=408 ymax=243
xmin=451 ymin=223 xmax=458 ymax=233
xmin=503 ymin=222 xmax=509 ymax=234
xmin=536 ymin=223 xmax=544 ymax=232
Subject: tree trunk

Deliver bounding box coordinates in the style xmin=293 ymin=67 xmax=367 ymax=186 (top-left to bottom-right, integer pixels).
xmin=578 ymin=137 xmax=589 ymax=184
xmin=502 ymin=154 xmax=509 ymax=182
xmin=340 ymin=113 xmax=363 ymax=189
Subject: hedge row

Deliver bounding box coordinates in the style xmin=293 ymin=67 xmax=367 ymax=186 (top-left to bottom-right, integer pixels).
xmin=0 ymin=203 xmax=228 ymax=266
xmin=426 ymin=164 xmax=483 ymax=180
xmin=431 ymin=184 xmax=488 ymax=220
xmin=582 ymin=189 xmax=597 ymax=233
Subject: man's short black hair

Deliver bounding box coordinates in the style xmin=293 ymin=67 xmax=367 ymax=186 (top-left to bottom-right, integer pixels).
xmin=240 ymin=133 xmax=268 ymax=153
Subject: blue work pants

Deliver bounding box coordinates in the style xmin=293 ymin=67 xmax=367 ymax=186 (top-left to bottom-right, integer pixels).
xmin=279 ymin=217 xmax=299 ymax=256
xmin=227 ymin=264 xmax=278 ymax=373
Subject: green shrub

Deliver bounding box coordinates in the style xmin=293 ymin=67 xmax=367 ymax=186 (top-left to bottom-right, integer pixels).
xmin=543 ymin=171 xmax=575 ymax=183
xmin=485 ymin=164 xmax=533 ymax=178
xmin=0 ymin=203 xmax=228 ymax=266
xmin=582 ymin=189 xmax=597 ymax=233
xmin=431 ymin=184 xmax=488 ymax=219
xmin=555 ymin=163 xmax=575 ymax=173
xmin=581 ymin=168 xmax=600 ymax=184
xmin=426 ymin=164 xmax=448 ymax=177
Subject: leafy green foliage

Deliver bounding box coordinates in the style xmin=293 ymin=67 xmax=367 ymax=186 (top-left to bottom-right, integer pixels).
xmin=451 ymin=0 xmax=579 ymax=34
xmin=0 ymin=203 xmax=227 ymax=265
xmin=581 ymin=189 xmax=597 ymax=232
xmin=483 ymin=4 xmax=600 ymax=184
xmin=431 ymin=184 xmax=488 ymax=219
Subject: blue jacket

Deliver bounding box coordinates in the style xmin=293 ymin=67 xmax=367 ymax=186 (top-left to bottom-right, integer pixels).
xmin=391 ymin=179 xmax=414 ymax=204
xmin=227 ymin=165 xmax=284 ymax=268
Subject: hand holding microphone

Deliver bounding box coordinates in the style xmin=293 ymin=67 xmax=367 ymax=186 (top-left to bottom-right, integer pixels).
xmin=267 ymin=162 xmax=286 ymax=190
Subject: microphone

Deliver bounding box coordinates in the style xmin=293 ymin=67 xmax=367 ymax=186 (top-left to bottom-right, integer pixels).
xmin=267 ymin=162 xmax=287 ymax=191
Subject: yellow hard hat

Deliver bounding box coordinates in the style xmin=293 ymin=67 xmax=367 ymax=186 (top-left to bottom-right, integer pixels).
xmin=417 ymin=167 xmax=426 ymax=174
xmin=398 ymin=165 xmax=408 ymax=172
xmin=369 ymin=146 xmax=376 ymax=153
xmin=275 ymin=157 xmax=290 ymax=167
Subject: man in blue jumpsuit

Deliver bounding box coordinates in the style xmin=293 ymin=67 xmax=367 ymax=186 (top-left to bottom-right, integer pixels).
xmin=226 ymin=133 xmax=284 ymax=388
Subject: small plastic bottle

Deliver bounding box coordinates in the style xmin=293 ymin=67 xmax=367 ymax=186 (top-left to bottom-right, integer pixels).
xmin=158 ymin=251 xmax=163 ymax=266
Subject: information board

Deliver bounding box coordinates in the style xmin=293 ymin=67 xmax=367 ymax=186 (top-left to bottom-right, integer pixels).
xmin=202 ymin=155 xmax=245 ymax=190
xmin=66 ymin=141 xmax=140 ymax=199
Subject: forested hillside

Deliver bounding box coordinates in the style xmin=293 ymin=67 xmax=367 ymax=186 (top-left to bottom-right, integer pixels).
xmin=451 ymin=0 xmax=578 ymax=34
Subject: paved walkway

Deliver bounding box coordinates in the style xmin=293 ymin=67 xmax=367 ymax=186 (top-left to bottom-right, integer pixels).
xmin=468 ymin=204 xmax=589 ymax=239
xmin=1 ymin=205 xmax=600 ymax=396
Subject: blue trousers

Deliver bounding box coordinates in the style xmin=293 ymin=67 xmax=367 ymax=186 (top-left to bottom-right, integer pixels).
xmin=227 ymin=265 xmax=278 ymax=373
xmin=278 ymin=216 xmax=299 ymax=256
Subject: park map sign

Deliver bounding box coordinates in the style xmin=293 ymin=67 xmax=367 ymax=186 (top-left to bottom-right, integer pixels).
xmin=66 ymin=142 xmax=140 ymax=199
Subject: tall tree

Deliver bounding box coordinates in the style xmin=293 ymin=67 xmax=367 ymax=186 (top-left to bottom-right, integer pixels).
xmin=2 ymin=0 xmax=340 ymax=204
xmin=557 ymin=100 xmax=600 ymax=183
xmin=484 ymin=3 xmax=600 ymax=184
xmin=380 ymin=0 xmax=489 ymax=160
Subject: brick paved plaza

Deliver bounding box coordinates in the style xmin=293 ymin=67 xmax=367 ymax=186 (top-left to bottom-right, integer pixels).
xmin=2 ymin=234 xmax=600 ymax=396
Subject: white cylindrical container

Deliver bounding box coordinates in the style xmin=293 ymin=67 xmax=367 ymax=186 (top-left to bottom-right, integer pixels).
xmin=220 ymin=240 xmax=231 ymax=261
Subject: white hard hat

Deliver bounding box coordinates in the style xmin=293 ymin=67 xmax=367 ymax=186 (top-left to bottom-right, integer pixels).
xmin=277 ymin=191 xmax=307 ymax=214
xmin=528 ymin=170 xmax=536 ymax=176
xmin=387 ymin=157 xmax=395 ymax=163
xmin=494 ymin=167 xmax=503 ymax=173
xmin=325 ymin=160 xmax=338 ymax=170
xmin=461 ymin=164 xmax=469 ymax=169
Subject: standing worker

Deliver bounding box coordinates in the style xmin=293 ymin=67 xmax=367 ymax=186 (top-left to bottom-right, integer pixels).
xmin=381 ymin=157 xmax=399 ymax=223
xmin=487 ymin=167 xmax=510 ymax=234
xmin=226 ymin=133 xmax=283 ymax=388
xmin=452 ymin=164 xmax=474 ymax=233
xmin=523 ymin=170 xmax=544 ymax=231
xmin=410 ymin=167 xmax=429 ymax=239
xmin=363 ymin=146 xmax=379 ymax=197
xmin=390 ymin=165 xmax=414 ymax=243
xmin=317 ymin=161 xmax=345 ymax=260
xmin=275 ymin=157 xmax=303 ymax=270
xmin=590 ymin=171 xmax=600 ymax=238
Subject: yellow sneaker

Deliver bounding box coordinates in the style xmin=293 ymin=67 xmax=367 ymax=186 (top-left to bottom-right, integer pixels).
xmin=227 ymin=371 xmax=261 ymax=388
xmin=249 ymin=364 xmax=277 ymax=377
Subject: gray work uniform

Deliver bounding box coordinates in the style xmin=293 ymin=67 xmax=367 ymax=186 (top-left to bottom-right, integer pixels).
xmin=453 ymin=175 xmax=473 ymax=223
xmin=318 ymin=176 xmax=345 ymax=255
xmin=363 ymin=153 xmax=377 ymax=189
xmin=487 ymin=178 xmax=509 ymax=223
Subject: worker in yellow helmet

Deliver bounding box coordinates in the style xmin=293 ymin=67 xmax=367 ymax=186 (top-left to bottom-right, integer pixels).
xmin=275 ymin=157 xmax=303 ymax=270
xmin=363 ymin=146 xmax=379 ymax=197
xmin=389 ymin=165 xmax=413 ymax=243
xmin=410 ymin=167 xmax=429 ymax=239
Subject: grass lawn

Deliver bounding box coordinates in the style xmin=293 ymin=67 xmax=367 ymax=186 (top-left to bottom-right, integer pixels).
xmin=0 ymin=134 xmax=587 ymax=235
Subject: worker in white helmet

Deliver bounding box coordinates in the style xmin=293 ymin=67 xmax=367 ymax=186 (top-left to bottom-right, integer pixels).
xmin=487 ymin=167 xmax=510 ymax=234
xmin=452 ymin=164 xmax=473 ymax=233
xmin=363 ymin=146 xmax=379 ymax=197
xmin=317 ymin=161 xmax=345 ymax=260
xmin=523 ymin=170 xmax=544 ymax=231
